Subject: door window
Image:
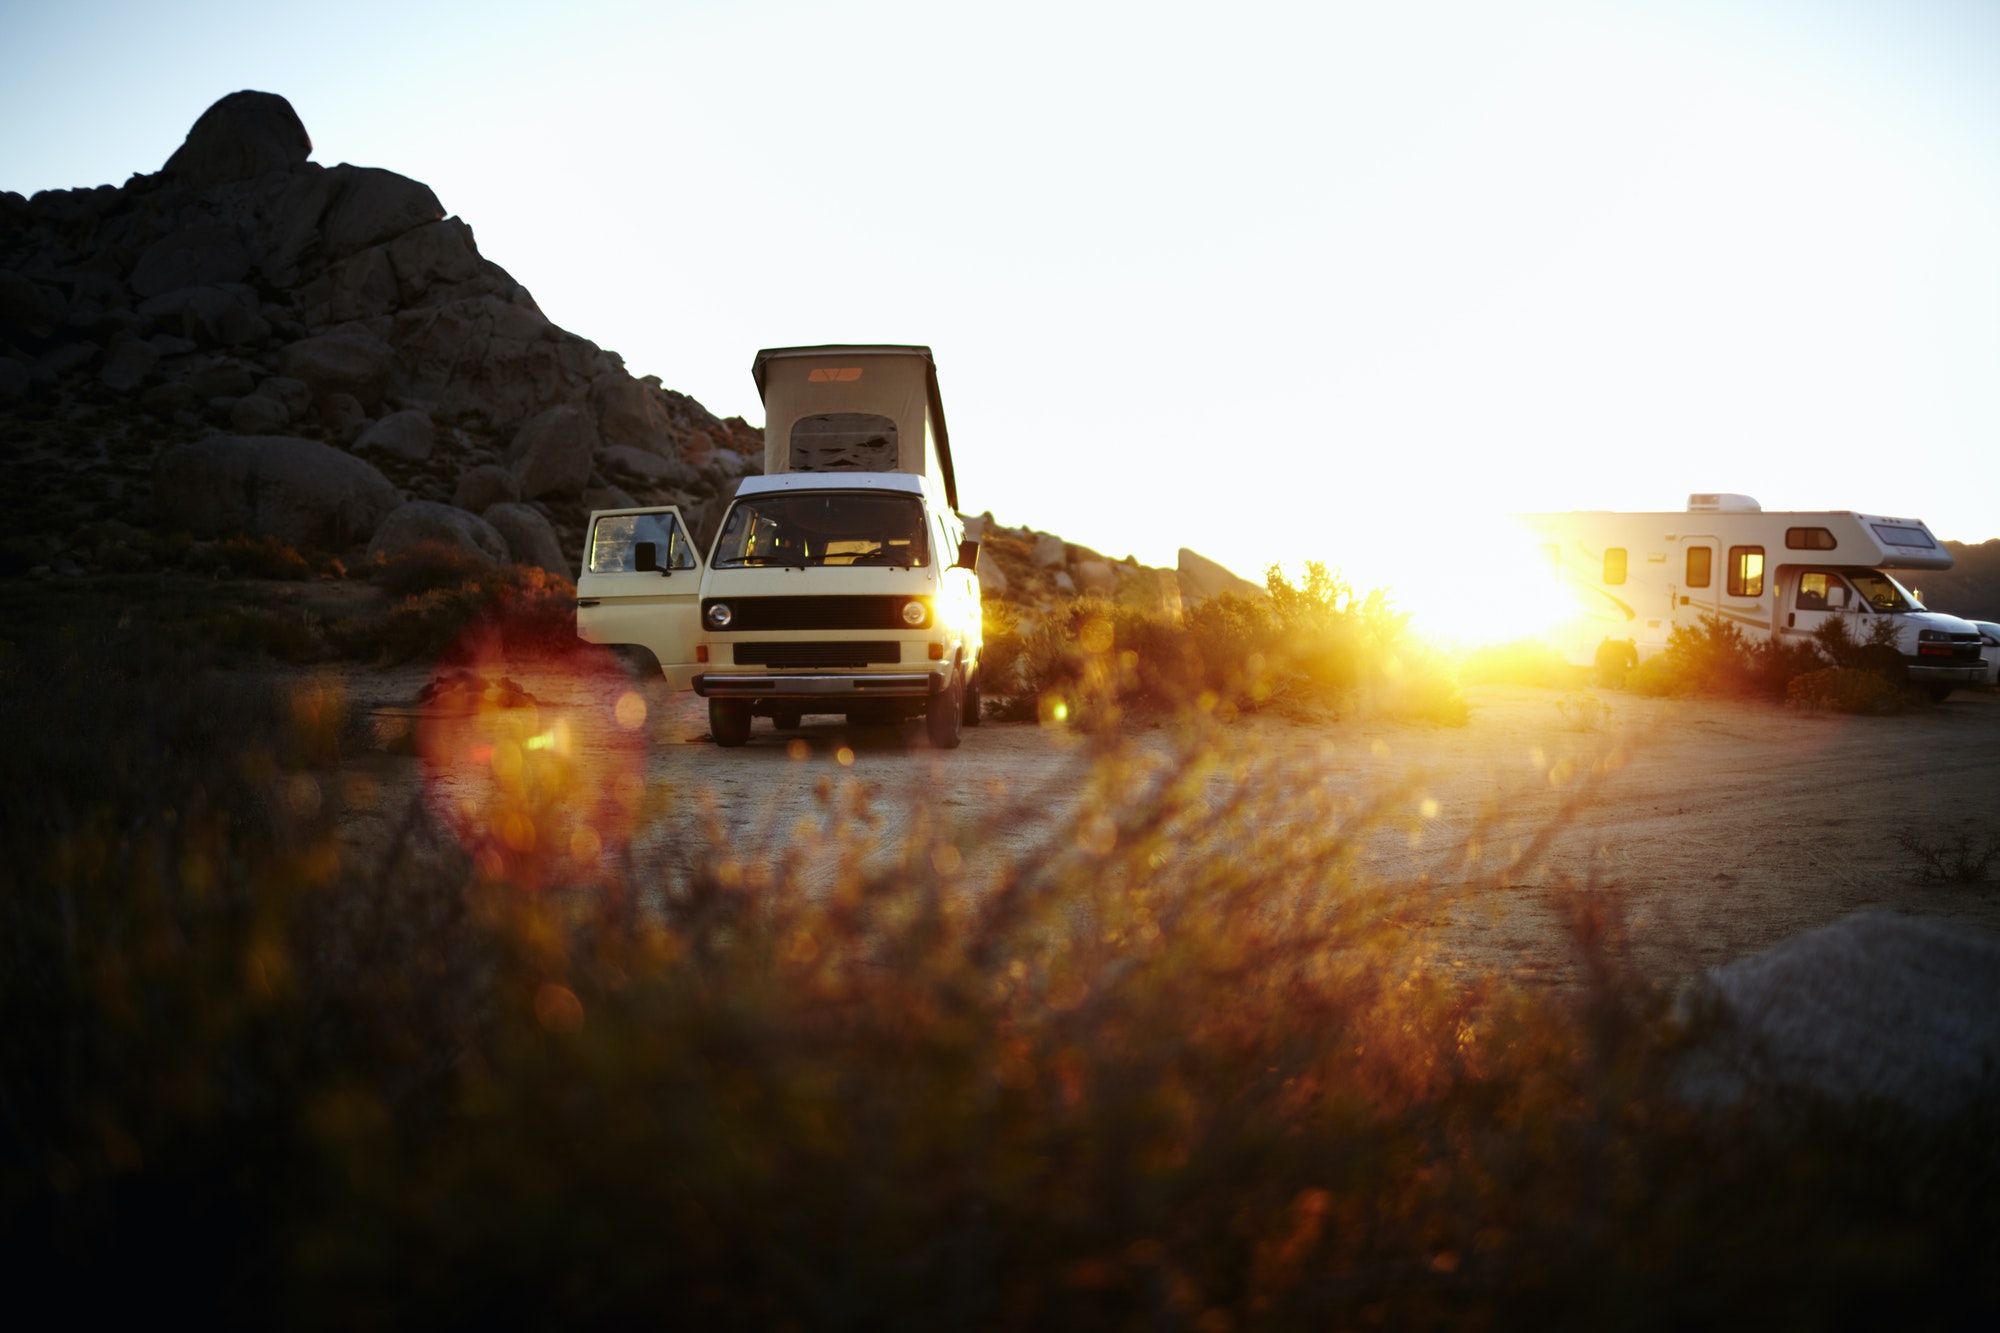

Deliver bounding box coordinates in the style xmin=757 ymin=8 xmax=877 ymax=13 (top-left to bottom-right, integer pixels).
xmin=1727 ymin=546 xmax=1765 ymax=598
xmin=589 ymin=512 xmax=697 ymax=573
xmin=1603 ymin=548 xmax=1627 ymax=586
xmin=1685 ymin=546 xmax=1711 ymax=588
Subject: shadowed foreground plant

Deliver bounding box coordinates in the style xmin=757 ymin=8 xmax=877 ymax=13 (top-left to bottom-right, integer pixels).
xmin=2 ymin=633 xmax=1997 ymax=1329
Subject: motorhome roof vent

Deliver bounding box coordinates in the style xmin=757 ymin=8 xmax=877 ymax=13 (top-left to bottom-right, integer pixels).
xmin=1687 ymin=493 xmax=1762 ymax=513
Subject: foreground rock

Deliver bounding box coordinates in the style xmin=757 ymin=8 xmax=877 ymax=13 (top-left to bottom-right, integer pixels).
xmin=1683 ymin=912 xmax=2000 ymax=1119
xmin=152 ymin=434 xmax=400 ymax=548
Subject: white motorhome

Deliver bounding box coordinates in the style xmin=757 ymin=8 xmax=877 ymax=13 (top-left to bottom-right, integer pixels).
xmin=575 ymin=345 xmax=984 ymax=747
xmin=1516 ymin=494 xmax=1989 ymax=700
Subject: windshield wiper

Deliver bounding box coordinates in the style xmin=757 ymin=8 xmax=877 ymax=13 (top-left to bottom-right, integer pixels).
xmin=728 ymin=555 xmax=810 ymax=568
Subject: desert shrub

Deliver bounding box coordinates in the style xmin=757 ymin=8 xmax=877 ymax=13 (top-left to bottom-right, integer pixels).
xmin=976 ymin=600 xmax=1029 ymax=705
xmin=991 ymin=565 xmax=1466 ymax=727
xmin=368 ymin=539 xmax=496 ymax=596
xmin=335 ymin=561 xmax=577 ymax=665
xmin=214 ymin=533 xmax=312 ymax=580
xmin=5 ymin=649 xmax=2000 ymax=1326
xmin=1786 ymin=666 xmax=1910 ymax=716
xmin=1630 ymin=615 xmax=1834 ymax=700
xmin=1894 ymin=828 xmax=2000 ymax=885
xmin=1556 ymin=690 xmax=1613 ymax=731
xmin=1624 ymin=651 xmax=1685 ymax=697
xmin=1810 ymin=613 xmax=1908 ymax=683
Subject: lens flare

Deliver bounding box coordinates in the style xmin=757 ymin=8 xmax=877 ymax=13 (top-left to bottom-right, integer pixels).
xmin=416 ymin=638 xmax=648 ymax=889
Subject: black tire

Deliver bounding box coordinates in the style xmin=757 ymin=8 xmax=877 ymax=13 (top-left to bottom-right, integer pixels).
xmin=709 ymin=699 xmax=752 ymax=747
xmin=961 ymin=667 xmax=982 ymax=727
xmin=927 ymin=676 xmax=964 ymax=749
xmin=772 ymin=709 xmax=803 ymax=730
xmin=1927 ymin=684 xmax=1955 ymax=704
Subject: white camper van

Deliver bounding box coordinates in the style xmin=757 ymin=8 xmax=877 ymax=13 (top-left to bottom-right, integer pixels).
xmin=575 ymin=345 xmax=984 ymax=748
xmin=1517 ymin=494 xmax=1989 ymax=700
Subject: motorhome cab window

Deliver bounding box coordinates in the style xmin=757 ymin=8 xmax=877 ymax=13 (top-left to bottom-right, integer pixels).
xmin=714 ymin=492 xmax=931 ymax=569
xmin=1848 ymin=571 xmax=1924 ymax=613
xmin=1785 ymin=527 xmax=1837 ymax=550
xmin=1727 ymin=546 xmax=1764 ymax=598
xmin=789 ymin=413 xmax=899 ymax=472
xmin=1869 ymin=524 xmax=1935 ymax=549
xmin=1795 ymin=572 xmax=1849 ymax=611
xmin=1603 ymin=548 xmax=1627 ymax=585
xmin=1685 ymin=546 xmax=1712 ymax=588
xmin=589 ymin=512 xmax=697 ymax=573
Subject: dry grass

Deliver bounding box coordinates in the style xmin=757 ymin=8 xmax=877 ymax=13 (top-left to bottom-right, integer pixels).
xmin=3 ymin=615 xmax=1998 ymax=1327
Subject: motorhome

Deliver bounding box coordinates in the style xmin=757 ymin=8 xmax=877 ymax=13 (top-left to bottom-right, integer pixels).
xmin=1516 ymin=494 xmax=1989 ymax=699
xmin=575 ymin=345 xmax=984 ymax=748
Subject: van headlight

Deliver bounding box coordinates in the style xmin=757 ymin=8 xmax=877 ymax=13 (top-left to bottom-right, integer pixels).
xmin=901 ymin=599 xmax=930 ymax=627
xmin=706 ymin=602 xmax=733 ymax=629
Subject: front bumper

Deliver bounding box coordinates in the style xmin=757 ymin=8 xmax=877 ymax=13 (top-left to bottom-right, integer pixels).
xmin=1906 ymin=662 xmax=1988 ymax=686
xmin=693 ymin=672 xmax=945 ymax=699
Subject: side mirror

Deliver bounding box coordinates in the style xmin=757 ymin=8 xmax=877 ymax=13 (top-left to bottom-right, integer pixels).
xmin=1827 ymin=586 xmax=1847 ymax=609
xmin=955 ymin=538 xmax=981 ymax=572
xmin=634 ymin=541 xmax=667 ymax=575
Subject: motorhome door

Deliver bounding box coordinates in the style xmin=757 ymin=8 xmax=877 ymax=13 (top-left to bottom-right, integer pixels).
xmin=575 ymin=506 xmax=705 ymax=688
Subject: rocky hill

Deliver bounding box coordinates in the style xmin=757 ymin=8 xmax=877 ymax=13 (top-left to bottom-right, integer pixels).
xmin=0 ymin=90 xmax=1255 ymax=612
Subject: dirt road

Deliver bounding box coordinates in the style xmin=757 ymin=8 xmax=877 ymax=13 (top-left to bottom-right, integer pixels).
xmin=339 ymin=658 xmax=2000 ymax=993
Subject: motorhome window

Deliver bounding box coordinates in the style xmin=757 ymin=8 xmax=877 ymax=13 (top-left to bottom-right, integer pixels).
xmin=588 ymin=512 xmax=697 ymax=573
xmin=713 ymin=492 xmax=930 ymax=568
xmin=1785 ymin=527 xmax=1837 ymax=550
xmin=1603 ymin=548 xmax=1627 ymax=585
xmin=1685 ymin=546 xmax=1711 ymax=588
xmin=1869 ymin=524 xmax=1934 ymax=549
xmin=1727 ymin=546 xmax=1764 ymax=598
xmin=1796 ymin=572 xmax=1837 ymax=611
xmin=1847 ymin=571 xmax=1924 ymax=613
xmin=790 ymin=413 xmax=898 ymax=473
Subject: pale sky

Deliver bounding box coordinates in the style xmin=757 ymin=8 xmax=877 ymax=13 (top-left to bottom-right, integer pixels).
xmin=5 ymin=0 xmax=1997 ymax=599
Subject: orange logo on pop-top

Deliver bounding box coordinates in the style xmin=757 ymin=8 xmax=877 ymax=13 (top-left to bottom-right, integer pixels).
xmin=807 ymin=367 xmax=863 ymax=382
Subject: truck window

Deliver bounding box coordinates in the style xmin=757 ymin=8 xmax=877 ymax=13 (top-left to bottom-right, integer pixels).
xmin=790 ymin=413 xmax=898 ymax=473
xmin=1796 ymin=572 xmax=1835 ymax=611
xmin=713 ymin=492 xmax=931 ymax=568
xmin=589 ymin=512 xmax=697 ymax=573
xmin=1727 ymin=546 xmax=1764 ymax=598
xmin=1685 ymin=546 xmax=1711 ymax=588
xmin=1848 ymin=571 xmax=1924 ymax=613
xmin=1603 ymin=548 xmax=1627 ymax=586
xmin=1785 ymin=527 xmax=1837 ymax=550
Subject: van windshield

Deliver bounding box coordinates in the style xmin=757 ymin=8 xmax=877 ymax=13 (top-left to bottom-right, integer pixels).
xmin=1848 ymin=571 xmax=1924 ymax=613
xmin=713 ymin=492 xmax=930 ymax=569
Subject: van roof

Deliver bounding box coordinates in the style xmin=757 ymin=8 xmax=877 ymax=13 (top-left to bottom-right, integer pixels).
xmin=751 ymin=345 xmax=955 ymax=510
xmin=736 ymin=472 xmax=928 ymax=497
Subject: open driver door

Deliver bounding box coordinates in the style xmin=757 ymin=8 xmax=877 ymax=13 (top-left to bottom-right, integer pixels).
xmin=574 ymin=506 xmax=705 ymax=689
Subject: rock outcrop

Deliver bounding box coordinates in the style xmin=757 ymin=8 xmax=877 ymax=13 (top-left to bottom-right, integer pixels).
xmin=1 ymin=90 xmax=762 ymax=573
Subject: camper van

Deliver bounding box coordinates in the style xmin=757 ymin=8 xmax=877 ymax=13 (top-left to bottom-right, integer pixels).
xmin=574 ymin=345 xmax=984 ymax=748
xmin=1517 ymin=494 xmax=1989 ymax=700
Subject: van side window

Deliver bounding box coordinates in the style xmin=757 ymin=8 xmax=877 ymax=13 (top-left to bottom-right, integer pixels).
xmin=589 ymin=511 xmax=697 ymax=573
xmin=791 ymin=413 xmax=898 ymax=472
xmin=1685 ymin=546 xmax=1711 ymax=588
xmin=1603 ymin=548 xmax=1627 ymax=586
xmin=1785 ymin=527 xmax=1837 ymax=550
xmin=1727 ymin=546 xmax=1765 ymax=598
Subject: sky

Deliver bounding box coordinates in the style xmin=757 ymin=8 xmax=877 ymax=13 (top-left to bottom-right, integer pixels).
xmin=4 ymin=0 xmax=1998 ymax=609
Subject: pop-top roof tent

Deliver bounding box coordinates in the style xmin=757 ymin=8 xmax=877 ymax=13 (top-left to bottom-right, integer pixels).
xmin=752 ymin=345 xmax=957 ymax=511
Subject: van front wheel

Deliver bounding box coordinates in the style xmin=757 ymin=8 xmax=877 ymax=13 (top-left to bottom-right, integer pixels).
xmin=927 ymin=677 xmax=963 ymax=749
xmin=709 ymin=699 xmax=752 ymax=747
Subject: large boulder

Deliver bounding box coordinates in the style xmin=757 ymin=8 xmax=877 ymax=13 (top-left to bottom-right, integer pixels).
xmin=353 ymin=408 xmax=435 ymax=462
xmin=1031 ymin=533 xmax=1067 ymax=569
xmin=320 ymin=165 xmax=446 ymax=260
xmin=507 ymin=403 xmax=596 ymax=499
xmin=1177 ymin=548 xmax=1264 ymax=602
xmin=483 ymin=502 xmax=570 ymax=577
xmin=1686 ymin=913 xmax=2000 ymax=1120
xmin=130 ymin=225 xmax=251 ymax=299
xmin=367 ymin=500 xmax=508 ymax=565
xmin=388 ymin=218 xmax=482 ymax=295
xmin=452 ymin=463 xmax=520 ymax=512
xmin=280 ymin=326 xmax=397 ymax=409
xmin=152 ymin=435 xmax=401 ymax=549
xmin=600 ymin=443 xmax=699 ymax=489
xmin=161 ymin=91 xmax=312 ymax=189
xmin=594 ymin=375 xmax=670 ymax=453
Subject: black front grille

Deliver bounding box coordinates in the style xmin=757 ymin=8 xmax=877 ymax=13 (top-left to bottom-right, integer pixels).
xmin=705 ymin=596 xmax=917 ymax=631
xmin=732 ymin=641 xmax=903 ymax=668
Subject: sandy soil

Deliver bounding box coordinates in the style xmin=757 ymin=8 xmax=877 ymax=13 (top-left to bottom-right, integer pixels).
xmin=330 ymin=657 xmax=2000 ymax=994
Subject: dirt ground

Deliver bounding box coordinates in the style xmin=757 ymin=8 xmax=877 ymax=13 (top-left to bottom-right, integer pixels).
xmin=331 ymin=656 xmax=2000 ymax=995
